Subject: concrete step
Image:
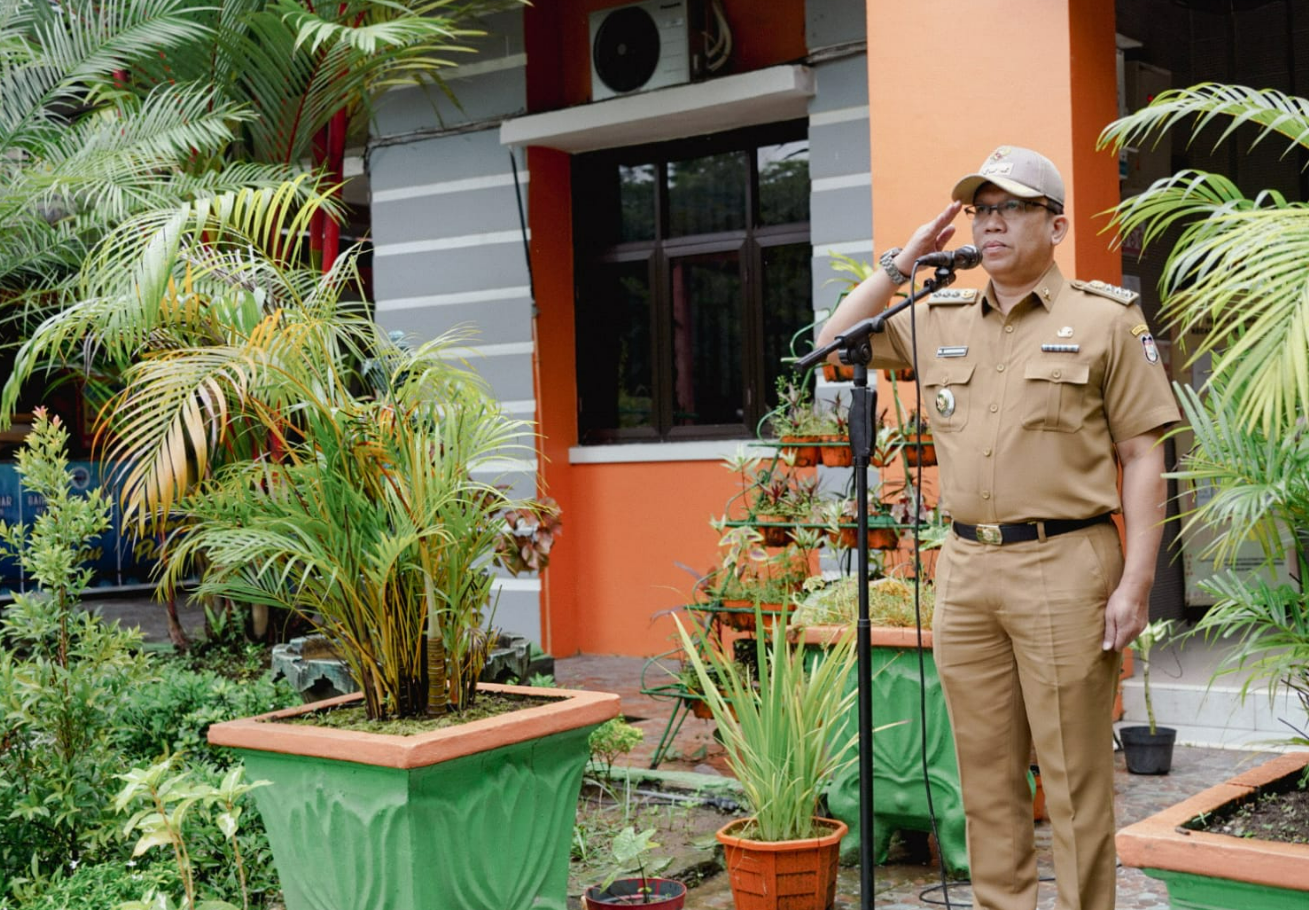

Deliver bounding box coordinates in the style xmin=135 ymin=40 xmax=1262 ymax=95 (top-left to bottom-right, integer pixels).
xmin=1118 ymin=638 xmax=1305 ymax=751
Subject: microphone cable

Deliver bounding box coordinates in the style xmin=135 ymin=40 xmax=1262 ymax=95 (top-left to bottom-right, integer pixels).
xmin=906 ymin=258 xmax=956 ymax=910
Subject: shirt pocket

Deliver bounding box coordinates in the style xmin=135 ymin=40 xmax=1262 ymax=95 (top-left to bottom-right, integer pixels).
xmin=1022 ymin=360 xmax=1090 ymax=432
xmin=920 ymin=364 xmax=975 ymax=433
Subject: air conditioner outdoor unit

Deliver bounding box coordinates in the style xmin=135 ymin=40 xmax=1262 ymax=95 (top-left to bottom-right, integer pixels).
xmin=589 ymin=0 xmax=694 ymax=102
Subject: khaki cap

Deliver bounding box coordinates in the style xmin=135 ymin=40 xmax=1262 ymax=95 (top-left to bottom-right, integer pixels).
xmin=951 ymin=146 xmax=1065 ymax=207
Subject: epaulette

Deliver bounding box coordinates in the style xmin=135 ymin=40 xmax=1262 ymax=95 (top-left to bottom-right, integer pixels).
xmin=926 ymin=288 xmax=978 ymax=305
xmin=1071 ymin=279 xmax=1139 ymax=305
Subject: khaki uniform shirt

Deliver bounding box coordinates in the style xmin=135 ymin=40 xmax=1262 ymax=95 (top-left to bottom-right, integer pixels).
xmin=870 ymin=262 xmax=1180 ymax=526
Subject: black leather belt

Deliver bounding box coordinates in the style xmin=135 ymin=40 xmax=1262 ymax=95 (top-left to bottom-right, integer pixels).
xmin=952 ymin=513 xmax=1113 ymax=546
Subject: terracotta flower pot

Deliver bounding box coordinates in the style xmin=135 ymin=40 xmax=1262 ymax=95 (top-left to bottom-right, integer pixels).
xmin=821 ymin=362 xmax=856 ymax=382
xmin=717 ymin=598 xmax=790 ymax=632
xmin=583 ymin=877 xmax=686 ymax=908
xmin=755 ymin=516 xmax=793 ymax=547
xmin=829 ymin=525 xmax=900 ymax=551
xmin=716 ymin=816 xmax=847 ymax=910
xmin=818 ymin=437 xmax=853 ymax=467
xmin=779 ymin=436 xmax=821 ymax=467
xmin=882 ymin=368 xmax=914 ymax=382
xmin=901 ymin=434 xmax=936 ymax=466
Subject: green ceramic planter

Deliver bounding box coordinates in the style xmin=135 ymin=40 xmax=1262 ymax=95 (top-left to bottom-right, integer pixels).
xmin=1117 ymin=752 xmax=1309 ymax=910
xmin=800 ymin=627 xmax=967 ymax=875
xmin=209 ymin=684 xmax=620 ymax=910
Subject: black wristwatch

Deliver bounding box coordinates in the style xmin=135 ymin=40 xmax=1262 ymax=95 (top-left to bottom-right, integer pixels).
xmin=879 ymin=247 xmax=910 ymax=286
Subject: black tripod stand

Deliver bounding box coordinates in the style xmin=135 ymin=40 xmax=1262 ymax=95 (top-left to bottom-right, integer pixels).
xmin=794 ymin=264 xmax=960 ymax=910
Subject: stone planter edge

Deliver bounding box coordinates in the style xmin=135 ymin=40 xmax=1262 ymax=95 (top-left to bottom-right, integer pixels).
xmin=1115 ymin=751 xmax=1309 ymax=893
xmin=208 ymin=682 xmax=620 ymax=769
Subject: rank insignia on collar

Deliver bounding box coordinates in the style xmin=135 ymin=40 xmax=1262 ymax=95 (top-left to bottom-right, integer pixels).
xmin=1141 ymin=333 xmax=1160 ymax=363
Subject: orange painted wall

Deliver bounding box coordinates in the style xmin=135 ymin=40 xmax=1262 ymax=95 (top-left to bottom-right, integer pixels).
xmin=523 ymin=3 xmax=802 ymax=656
xmin=866 ymin=0 xmax=1120 ymax=286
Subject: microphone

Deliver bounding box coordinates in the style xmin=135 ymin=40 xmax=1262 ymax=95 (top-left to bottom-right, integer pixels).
xmin=916 ymin=245 xmax=982 ymax=270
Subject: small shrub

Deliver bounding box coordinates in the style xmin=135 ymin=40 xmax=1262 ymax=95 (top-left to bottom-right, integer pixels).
xmin=588 ymin=716 xmax=644 ymax=776
xmin=114 ymin=663 xmax=298 ymax=768
xmin=0 ymin=411 xmax=154 ymax=893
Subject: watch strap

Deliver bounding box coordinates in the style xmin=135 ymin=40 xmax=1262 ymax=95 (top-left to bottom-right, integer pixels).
xmin=880 ymin=247 xmax=909 ymax=286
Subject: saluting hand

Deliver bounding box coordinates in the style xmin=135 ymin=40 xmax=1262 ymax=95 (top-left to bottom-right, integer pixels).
xmin=894 ymin=201 xmax=963 ymax=274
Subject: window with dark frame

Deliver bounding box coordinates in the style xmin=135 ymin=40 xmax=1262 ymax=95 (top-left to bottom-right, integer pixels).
xmin=572 ymin=120 xmax=812 ymax=445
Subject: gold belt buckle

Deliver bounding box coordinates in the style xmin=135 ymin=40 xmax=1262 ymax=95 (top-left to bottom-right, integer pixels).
xmin=975 ymin=523 xmax=1004 ymax=546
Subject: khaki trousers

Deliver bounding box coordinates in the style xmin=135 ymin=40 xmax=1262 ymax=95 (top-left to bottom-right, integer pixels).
xmin=933 ymin=520 xmax=1124 ymax=910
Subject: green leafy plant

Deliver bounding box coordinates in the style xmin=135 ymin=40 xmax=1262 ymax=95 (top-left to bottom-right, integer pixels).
xmin=588 ymin=716 xmax=644 ymax=778
xmin=1099 ymin=83 xmax=1309 ymax=432
xmin=0 ymin=410 xmax=153 ymax=893
xmin=113 ymin=755 xmax=270 ymax=910
xmin=768 ymin=376 xmax=825 ymax=439
xmin=113 ymin=664 xmax=299 ymax=768
xmin=1127 ymin=619 xmax=1178 ymax=736
xmin=673 ymin=610 xmax=861 ymax=842
xmin=594 ymin=826 xmax=674 ymax=904
xmin=791 ymin=575 xmax=936 ymax=629
xmin=1164 ymin=379 xmax=1309 ymax=742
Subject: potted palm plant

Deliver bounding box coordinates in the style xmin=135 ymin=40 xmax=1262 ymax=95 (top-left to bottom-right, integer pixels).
xmin=1120 ymin=619 xmax=1178 ymax=775
xmin=673 ymin=609 xmax=860 ymax=910
xmin=7 ymin=193 xmax=617 ymax=910
xmin=1101 ymin=82 xmax=1309 ymax=908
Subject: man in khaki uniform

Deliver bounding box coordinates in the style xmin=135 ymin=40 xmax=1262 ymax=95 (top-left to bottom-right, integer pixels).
xmin=817 ymin=146 xmax=1178 ymax=910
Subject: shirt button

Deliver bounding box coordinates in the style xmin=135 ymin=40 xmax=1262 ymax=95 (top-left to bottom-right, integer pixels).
xmin=983 ymin=448 xmax=992 ymax=457
xmin=996 ymin=363 xmax=1006 ymax=372
xmin=1005 ymin=325 xmax=1015 ymax=334
xmin=981 ymin=491 xmax=991 ymax=500
xmin=989 ymin=404 xmax=999 ymax=413
xmin=1053 ymin=369 xmax=1062 ymax=379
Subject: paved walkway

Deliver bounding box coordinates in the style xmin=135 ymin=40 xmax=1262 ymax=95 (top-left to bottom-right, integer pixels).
xmin=554 ymin=652 xmax=1272 ymax=910
xmin=79 ymin=597 xmax=1267 ymax=909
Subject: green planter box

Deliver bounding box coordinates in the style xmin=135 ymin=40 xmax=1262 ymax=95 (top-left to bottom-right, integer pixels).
xmin=210 ymin=684 xmax=619 ymax=910
xmin=800 ymin=627 xmax=967 ymax=874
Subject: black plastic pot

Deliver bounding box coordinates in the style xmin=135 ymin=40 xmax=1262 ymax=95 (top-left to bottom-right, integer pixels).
xmin=1120 ymin=725 xmax=1177 ymax=775
xmin=583 ymin=878 xmax=687 ymax=908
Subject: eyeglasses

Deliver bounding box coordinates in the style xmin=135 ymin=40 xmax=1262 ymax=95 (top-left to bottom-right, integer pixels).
xmin=963 ymin=200 xmax=1060 ymax=220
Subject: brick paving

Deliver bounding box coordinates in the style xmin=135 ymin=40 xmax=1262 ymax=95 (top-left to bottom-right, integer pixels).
xmin=555 ymin=652 xmax=1272 ymax=910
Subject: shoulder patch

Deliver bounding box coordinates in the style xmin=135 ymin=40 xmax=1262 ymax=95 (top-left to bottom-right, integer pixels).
xmin=1071 ymin=279 xmax=1139 ymax=305
xmin=927 ymin=288 xmax=978 ymax=305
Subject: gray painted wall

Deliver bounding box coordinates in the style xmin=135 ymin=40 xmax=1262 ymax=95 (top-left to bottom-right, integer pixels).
xmin=368 ymin=11 xmax=541 ymax=641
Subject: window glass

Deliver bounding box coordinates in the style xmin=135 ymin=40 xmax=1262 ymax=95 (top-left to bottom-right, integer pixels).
xmin=669 ymin=252 xmax=742 ymax=427
xmin=758 ymin=141 xmax=810 ymax=226
xmin=668 ymin=151 xmax=747 ymax=237
xmin=761 ymin=243 xmax=814 ymax=411
xmin=579 ymin=260 xmax=654 ymax=435
xmin=618 ymin=163 xmax=656 ymax=242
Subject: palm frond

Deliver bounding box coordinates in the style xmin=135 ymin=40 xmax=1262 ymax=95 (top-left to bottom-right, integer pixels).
xmin=1098 ymin=83 xmax=1309 ymax=161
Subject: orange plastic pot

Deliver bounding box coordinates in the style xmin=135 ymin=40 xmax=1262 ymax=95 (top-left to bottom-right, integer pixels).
xmin=779 ymin=437 xmax=820 ymax=467
xmin=818 ymin=438 xmax=854 ymax=467
xmin=716 ymin=816 xmax=847 ymax=910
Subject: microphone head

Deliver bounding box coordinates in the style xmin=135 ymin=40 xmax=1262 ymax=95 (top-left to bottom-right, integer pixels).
xmin=955 ymin=245 xmax=982 ymax=269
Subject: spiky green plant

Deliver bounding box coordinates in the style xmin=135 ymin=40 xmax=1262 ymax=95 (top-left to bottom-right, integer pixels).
xmin=673 ymin=612 xmax=860 ymax=842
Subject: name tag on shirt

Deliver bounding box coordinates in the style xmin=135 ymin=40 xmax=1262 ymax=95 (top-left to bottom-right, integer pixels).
xmin=936 ymin=346 xmax=968 ymax=358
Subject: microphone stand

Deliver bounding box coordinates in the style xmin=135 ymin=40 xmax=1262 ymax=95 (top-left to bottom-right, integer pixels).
xmin=794 ymin=264 xmax=960 ymax=910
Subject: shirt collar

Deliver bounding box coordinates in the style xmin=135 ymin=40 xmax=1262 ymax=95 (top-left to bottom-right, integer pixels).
xmin=980 ymin=261 xmax=1065 ymax=314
